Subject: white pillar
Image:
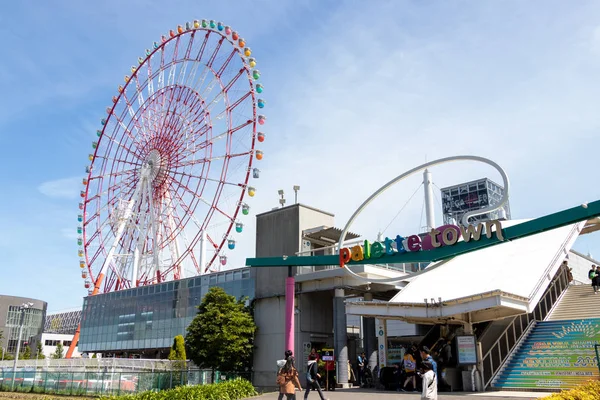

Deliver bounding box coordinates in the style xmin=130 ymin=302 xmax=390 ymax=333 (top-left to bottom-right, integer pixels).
xmin=199 ymin=230 xmax=207 ymax=274
xmin=423 ymin=169 xmax=436 ymax=232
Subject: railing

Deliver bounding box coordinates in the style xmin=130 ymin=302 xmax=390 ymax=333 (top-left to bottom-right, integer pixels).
xmin=0 ymin=368 xmax=251 ymax=396
xmin=295 ymin=262 xmax=430 ymax=277
xmin=0 ymin=357 xmax=181 ymax=372
xmin=481 ymin=265 xmax=571 ymax=388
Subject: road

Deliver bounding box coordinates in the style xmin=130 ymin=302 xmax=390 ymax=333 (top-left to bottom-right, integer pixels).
xmin=247 ymin=388 xmax=550 ymax=400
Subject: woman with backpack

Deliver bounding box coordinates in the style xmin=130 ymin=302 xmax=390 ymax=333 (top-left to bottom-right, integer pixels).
xmin=277 ymin=355 xmax=302 ymax=400
xmin=304 ymin=354 xmax=329 ymax=400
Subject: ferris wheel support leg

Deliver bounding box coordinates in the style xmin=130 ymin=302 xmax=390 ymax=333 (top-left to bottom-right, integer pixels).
xmin=164 ymin=190 xmax=182 ymax=279
xmin=199 ymin=230 xmax=207 ymax=275
xmin=145 ymin=180 xmax=161 ymax=282
xmin=131 ymin=179 xmax=150 ymax=286
xmin=132 ymin=247 xmax=140 ymax=287
xmin=66 ymin=272 xmax=105 ymax=359
xmin=98 ymin=185 xmax=141 ymax=281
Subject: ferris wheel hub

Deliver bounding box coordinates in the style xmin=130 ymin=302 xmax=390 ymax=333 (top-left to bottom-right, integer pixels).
xmin=143 ymin=149 xmax=164 ymax=182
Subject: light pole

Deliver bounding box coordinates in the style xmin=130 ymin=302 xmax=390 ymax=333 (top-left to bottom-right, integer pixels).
xmin=11 ymin=302 xmax=33 ymax=391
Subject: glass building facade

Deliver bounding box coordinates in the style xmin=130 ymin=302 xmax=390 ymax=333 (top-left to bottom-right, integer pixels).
xmin=78 ymin=268 xmax=254 ymax=356
xmin=441 ymin=177 xmax=511 ymax=225
xmin=5 ymin=306 xmax=45 ymax=353
xmin=44 ymin=310 xmax=82 ymax=335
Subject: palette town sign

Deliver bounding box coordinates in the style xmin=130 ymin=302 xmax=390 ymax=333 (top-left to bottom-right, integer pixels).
xmin=336 ymin=155 xmax=510 ymax=284
xmin=339 ymin=220 xmax=505 ymax=268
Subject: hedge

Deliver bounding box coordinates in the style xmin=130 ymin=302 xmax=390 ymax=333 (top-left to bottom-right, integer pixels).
xmin=102 ymin=378 xmax=257 ymax=400
xmin=541 ymin=381 xmax=600 ymax=400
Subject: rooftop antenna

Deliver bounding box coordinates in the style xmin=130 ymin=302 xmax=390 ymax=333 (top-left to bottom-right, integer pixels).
xmin=293 ymin=185 xmax=300 ymax=204
xmin=278 ymin=189 xmax=286 ymax=208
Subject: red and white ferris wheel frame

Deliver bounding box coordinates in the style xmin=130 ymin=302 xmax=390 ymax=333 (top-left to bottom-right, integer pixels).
xmin=77 ymin=20 xmax=264 ymax=295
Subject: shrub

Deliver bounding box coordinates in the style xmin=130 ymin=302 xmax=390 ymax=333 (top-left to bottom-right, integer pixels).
xmin=541 ymin=381 xmax=600 ymax=400
xmin=102 ymin=377 xmax=257 ymax=400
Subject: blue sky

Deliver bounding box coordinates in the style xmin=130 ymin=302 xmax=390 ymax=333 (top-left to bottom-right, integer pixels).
xmin=1 ymin=0 xmax=600 ymax=311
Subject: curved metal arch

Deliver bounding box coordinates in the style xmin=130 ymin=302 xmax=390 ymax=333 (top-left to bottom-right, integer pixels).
xmin=338 ymin=155 xmax=510 ymax=284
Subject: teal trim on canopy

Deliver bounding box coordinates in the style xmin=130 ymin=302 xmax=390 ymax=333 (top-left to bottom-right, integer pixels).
xmin=246 ymin=200 xmax=600 ymax=268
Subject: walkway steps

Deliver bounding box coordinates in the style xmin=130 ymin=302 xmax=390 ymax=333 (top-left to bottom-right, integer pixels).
xmin=546 ymin=285 xmax=600 ymax=321
xmin=492 ymin=319 xmax=600 ymax=390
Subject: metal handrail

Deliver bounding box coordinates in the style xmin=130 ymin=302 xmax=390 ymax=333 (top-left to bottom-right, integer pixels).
xmin=527 ymin=223 xmax=581 ymax=302
xmin=482 ymin=266 xmax=570 ymax=388
xmin=483 ymin=319 xmax=537 ymax=389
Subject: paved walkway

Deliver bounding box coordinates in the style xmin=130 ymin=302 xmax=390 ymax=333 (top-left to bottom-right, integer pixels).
xmin=248 ymin=388 xmax=550 ymax=400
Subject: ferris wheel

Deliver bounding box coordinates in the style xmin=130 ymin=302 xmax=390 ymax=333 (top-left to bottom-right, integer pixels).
xmin=77 ymin=19 xmax=265 ymax=295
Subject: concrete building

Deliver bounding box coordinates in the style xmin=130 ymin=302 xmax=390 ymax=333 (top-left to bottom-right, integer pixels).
xmin=41 ymin=332 xmax=80 ymax=358
xmin=251 ymin=204 xmax=411 ymax=388
xmin=42 ymin=310 xmax=82 ymax=358
xmin=0 ymin=295 xmax=47 ymax=356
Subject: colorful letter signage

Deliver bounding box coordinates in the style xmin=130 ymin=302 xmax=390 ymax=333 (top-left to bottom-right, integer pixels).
xmin=339 ymin=220 xmax=505 ymax=267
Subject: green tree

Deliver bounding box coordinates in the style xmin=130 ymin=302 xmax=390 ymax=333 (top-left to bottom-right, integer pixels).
xmin=185 ymin=287 xmax=256 ymax=380
xmin=21 ymin=344 xmax=31 ymax=360
xmin=92 ymin=353 xmax=97 ymax=359
xmin=36 ymin=342 xmax=45 ymax=359
xmin=52 ymin=342 xmax=64 ymax=359
xmin=168 ymin=335 xmax=187 ymax=369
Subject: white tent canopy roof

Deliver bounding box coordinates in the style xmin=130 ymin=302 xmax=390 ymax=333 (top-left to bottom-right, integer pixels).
xmin=346 ymin=220 xmax=584 ymax=324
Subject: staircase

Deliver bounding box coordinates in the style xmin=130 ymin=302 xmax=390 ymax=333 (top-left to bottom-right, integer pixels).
xmin=547 ymin=285 xmax=600 ymax=321
xmin=492 ymin=285 xmax=600 ymax=391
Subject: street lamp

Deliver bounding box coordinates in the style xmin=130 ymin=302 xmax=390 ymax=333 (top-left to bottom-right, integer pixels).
xmin=293 ymin=185 xmax=300 ymax=204
xmin=278 ymin=189 xmax=286 ymax=208
xmin=11 ymin=302 xmax=34 ymax=390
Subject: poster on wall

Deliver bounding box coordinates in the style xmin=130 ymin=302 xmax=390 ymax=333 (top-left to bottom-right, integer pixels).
xmin=456 ymin=335 xmax=477 ymax=365
xmin=387 ymin=342 xmax=405 ymax=366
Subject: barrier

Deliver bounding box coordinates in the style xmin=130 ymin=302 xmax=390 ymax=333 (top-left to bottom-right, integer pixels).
xmin=0 ymin=368 xmax=251 ymax=396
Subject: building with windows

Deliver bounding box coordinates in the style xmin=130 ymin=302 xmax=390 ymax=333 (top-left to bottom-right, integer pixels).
xmin=441 ymin=177 xmax=511 ymax=225
xmin=0 ymin=295 xmax=47 ymax=356
xmin=78 ymin=268 xmax=254 ymax=358
xmin=41 ymin=310 xmax=82 ymax=358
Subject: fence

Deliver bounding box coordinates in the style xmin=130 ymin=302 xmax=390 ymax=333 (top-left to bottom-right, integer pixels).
xmin=0 ymin=368 xmax=252 ymax=396
xmin=0 ymin=357 xmax=180 ymax=372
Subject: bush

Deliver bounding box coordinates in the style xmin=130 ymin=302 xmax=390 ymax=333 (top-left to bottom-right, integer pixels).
xmin=102 ymin=377 xmax=257 ymax=400
xmin=541 ymin=381 xmax=600 ymax=399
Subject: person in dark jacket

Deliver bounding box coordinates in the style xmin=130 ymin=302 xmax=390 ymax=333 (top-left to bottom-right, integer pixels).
xmin=304 ymin=354 xmax=328 ymax=400
xmin=589 ymin=265 xmax=598 ymax=293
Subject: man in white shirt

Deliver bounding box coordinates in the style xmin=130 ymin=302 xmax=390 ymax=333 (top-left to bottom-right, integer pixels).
xmin=421 ymin=360 xmax=437 ymax=400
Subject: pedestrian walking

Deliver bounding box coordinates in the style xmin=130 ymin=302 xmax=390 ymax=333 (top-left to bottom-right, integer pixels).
xmin=357 ymin=352 xmax=365 ymax=387
xmin=400 ymin=347 xmax=418 ymax=392
xmin=421 ymin=360 xmax=438 ymax=400
xmin=277 ymin=355 xmax=302 ymax=400
xmin=591 ymin=265 xmax=599 ymax=293
xmin=304 ymin=354 xmax=329 ymax=400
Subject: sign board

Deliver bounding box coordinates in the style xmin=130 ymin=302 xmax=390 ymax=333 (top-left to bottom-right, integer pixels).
xmin=375 ymin=318 xmax=387 ymax=368
xmin=321 ymin=348 xmax=334 ymax=362
xmin=456 ymin=335 xmax=477 ymax=365
xmin=302 ymin=342 xmax=312 ymax=372
xmin=339 ymin=220 xmax=505 ymax=267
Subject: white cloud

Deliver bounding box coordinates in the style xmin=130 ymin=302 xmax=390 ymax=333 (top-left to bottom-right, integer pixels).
xmin=38 ymin=177 xmax=82 ymax=200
